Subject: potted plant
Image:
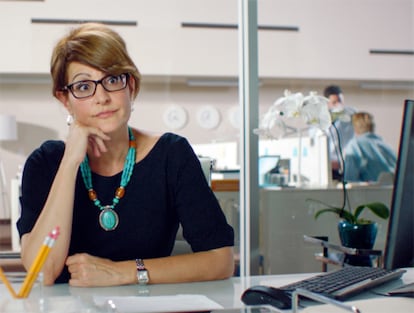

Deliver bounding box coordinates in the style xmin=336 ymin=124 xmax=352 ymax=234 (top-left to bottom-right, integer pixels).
xmin=313 ymin=200 xmax=390 ymax=266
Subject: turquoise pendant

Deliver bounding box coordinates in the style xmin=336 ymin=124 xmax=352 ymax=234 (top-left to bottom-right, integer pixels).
xmin=99 ymin=206 xmax=119 ymax=231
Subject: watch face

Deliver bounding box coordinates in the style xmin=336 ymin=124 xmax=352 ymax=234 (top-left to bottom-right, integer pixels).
xmin=138 ymin=270 xmax=149 ymax=284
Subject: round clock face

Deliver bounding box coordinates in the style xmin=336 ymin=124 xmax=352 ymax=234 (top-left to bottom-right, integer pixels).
xmin=196 ymin=105 xmax=221 ymax=129
xmin=162 ymin=106 xmax=188 ymax=130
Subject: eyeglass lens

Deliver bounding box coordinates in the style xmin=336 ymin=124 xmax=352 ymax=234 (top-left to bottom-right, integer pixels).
xmin=68 ymin=74 xmax=128 ymax=99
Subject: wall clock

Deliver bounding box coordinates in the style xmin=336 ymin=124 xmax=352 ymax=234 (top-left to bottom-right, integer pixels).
xmin=196 ymin=105 xmax=221 ymax=129
xmin=162 ymin=106 xmax=188 ymax=130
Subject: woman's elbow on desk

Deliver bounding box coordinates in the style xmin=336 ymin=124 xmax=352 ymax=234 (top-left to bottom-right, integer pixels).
xmin=20 ymin=255 xmax=62 ymax=286
xmin=211 ymin=246 xmax=235 ymax=280
xmin=145 ymin=246 xmax=235 ymax=284
xmin=187 ymin=246 xmax=235 ymax=281
xmin=20 ymin=234 xmax=64 ymax=286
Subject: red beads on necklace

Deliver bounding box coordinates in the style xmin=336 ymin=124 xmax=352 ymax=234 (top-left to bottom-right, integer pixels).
xmin=88 ymin=189 xmax=97 ymax=201
xmin=115 ymin=186 xmax=125 ymax=199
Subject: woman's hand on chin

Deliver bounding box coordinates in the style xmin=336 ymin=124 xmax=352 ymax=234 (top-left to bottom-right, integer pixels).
xmin=65 ymin=123 xmax=111 ymax=163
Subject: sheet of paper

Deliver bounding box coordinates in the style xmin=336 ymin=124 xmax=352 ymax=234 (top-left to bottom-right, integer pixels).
xmin=93 ymin=294 xmax=223 ymax=313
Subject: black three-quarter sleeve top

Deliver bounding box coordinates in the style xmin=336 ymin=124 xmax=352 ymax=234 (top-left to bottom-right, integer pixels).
xmin=17 ymin=132 xmax=234 ymax=283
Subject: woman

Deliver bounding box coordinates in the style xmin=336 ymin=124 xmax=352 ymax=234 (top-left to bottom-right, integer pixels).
xmin=16 ymin=23 xmax=234 ymax=287
xmin=344 ymin=112 xmax=397 ymax=182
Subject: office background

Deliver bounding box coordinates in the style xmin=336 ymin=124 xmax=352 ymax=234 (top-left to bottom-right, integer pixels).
xmin=0 ymin=1 xmax=413 ymax=215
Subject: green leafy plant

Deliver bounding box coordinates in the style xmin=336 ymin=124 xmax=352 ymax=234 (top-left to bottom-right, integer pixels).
xmin=312 ymin=200 xmax=390 ymax=225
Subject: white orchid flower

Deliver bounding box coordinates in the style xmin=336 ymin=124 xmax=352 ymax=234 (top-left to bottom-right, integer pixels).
xmin=273 ymin=90 xmax=304 ymax=118
xmin=255 ymin=90 xmax=342 ymax=140
xmin=302 ymin=91 xmax=331 ymax=131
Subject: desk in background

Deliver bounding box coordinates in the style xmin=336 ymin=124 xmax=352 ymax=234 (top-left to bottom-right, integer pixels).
xmin=0 ymin=268 xmax=413 ymax=312
xmin=260 ymin=185 xmax=393 ymax=274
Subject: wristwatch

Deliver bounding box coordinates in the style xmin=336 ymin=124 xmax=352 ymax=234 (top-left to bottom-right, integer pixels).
xmin=136 ymin=259 xmax=149 ymax=285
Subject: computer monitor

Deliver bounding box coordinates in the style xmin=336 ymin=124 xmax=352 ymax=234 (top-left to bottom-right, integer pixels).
xmin=258 ymin=155 xmax=281 ymax=186
xmin=383 ymin=99 xmax=414 ymax=270
xmin=259 ymin=134 xmax=331 ymax=187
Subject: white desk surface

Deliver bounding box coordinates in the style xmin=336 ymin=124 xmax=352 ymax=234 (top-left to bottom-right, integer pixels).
xmin=0 ymin=268 xmax=413 ymax=313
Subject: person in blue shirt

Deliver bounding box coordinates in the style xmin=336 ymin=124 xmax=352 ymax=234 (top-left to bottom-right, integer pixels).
xmin=343 ymin=112 xmax=397 ymax=182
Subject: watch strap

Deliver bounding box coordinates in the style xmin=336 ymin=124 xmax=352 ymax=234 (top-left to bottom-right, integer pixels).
xmin=135 ymin=258 xmax=149 ymax=285
xmin=136 ymin=258 xmax=146 ymax=271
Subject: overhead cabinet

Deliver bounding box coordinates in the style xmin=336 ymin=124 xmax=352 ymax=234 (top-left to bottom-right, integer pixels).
xmin=0 ymin=0 xmax=412 ymax=81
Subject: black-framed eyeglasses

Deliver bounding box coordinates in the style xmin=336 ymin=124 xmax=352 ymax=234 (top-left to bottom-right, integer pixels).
xmin=62 ymin=73 xmax=129 ymax=99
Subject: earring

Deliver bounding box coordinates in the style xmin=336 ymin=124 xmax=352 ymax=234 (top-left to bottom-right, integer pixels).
xmin=131 ymin=102 xmax=135 ymax=112
xmin=66 ymin=115 xmax=74 ymax=126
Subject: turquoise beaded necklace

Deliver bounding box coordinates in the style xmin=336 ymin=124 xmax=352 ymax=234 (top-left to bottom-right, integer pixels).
xmin=80 ymin=127 xmax=136 ymax=231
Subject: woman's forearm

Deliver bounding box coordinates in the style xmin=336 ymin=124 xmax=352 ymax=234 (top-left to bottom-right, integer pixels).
xmin=20 ymin=155 xmax=80 ymax=285
xmin=144 ymin=246 xmax=235 ymax=284
xmin=66 ymin=247 xmax=234 ymax=287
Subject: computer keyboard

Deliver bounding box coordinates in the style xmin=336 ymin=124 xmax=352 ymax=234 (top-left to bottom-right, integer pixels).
xmin=280 ymin=266 xmax=406 ymax=300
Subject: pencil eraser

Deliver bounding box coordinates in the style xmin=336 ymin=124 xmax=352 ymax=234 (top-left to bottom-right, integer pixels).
xmin=50 ymin=226 xmax=60 ymax=239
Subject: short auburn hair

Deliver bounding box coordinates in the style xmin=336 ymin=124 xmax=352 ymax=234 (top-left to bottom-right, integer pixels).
xmin=50 ymin=23 xmax=141 ymax=99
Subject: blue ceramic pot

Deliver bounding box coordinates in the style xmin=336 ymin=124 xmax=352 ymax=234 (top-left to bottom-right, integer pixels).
xmin=338 ymin=220 xmax=378 ymax=249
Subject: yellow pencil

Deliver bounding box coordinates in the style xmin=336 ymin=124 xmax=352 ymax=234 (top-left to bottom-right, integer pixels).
xmin=17 ymin=226 xmax=60 ymax=298
xmin=0 ymin=266 xmax=17 ymax=298
xmin=18 ymin=245 xmax=49 ymax=298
